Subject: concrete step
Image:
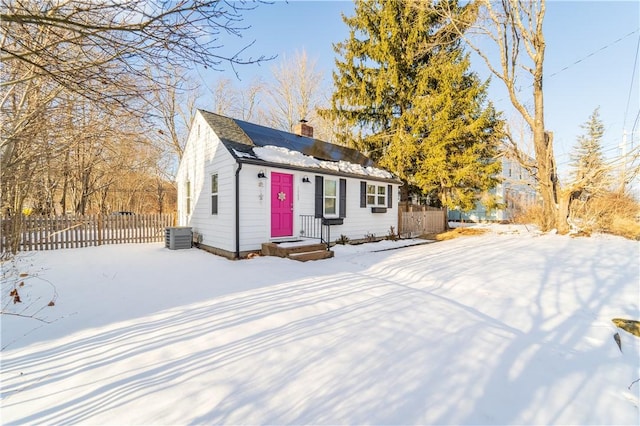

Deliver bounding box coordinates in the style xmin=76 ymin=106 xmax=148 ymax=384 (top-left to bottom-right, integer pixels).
xmin=288 ymin=249 xmax=335 ymax=262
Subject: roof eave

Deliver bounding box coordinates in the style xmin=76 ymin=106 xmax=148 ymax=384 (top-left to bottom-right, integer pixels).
xmin=235 ymin=157 xmax=403 ymax=185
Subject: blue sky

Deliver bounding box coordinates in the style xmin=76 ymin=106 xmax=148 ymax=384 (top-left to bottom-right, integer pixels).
xmin=197 ymin=0 xmax=640 ymax=175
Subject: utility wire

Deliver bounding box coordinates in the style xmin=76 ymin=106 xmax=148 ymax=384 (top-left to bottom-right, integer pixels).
xmin=623 ymin=34 xmax=640 ymax=130
xmin=558 ymin=147 xmax=639 ymax=170
xmin=547 ymin=28 xmax=640 ymax=80
xmin=491 ymin=28 xmax=640 ymax=107
xmin=631 ymin=109 xmax=640 ymax=143
xmin=556 ymin=143 xmax=638 ymax=167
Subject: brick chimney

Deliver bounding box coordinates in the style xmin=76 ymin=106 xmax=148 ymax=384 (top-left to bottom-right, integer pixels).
xmin=293 ymin=119 xmax=313 ymax=138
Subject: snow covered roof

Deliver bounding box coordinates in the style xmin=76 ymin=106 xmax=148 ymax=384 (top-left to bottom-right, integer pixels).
xmin=199 ymin=110 xmax=399 ymax=182
xmin=248 ymin=146 xmax=394 ymax=179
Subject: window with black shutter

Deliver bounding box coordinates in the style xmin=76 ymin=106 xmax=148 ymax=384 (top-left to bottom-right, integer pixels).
xmin=360 ymin=181 xmax=392 ymax=213
xmin=316 ymin=176 xmax=347 ymax=218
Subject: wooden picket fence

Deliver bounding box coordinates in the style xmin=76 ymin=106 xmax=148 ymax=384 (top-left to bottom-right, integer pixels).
xmin=0 ymin=214 xmax=175 ymax=253
xmin=398 ymin=203 xmax=447 ymax=237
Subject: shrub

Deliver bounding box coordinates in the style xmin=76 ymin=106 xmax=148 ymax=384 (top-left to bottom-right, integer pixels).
xmin=335 ymin=234 xmax=350 ymax=245
xmin=386 ymin=226 xmax=399 ymax=241
xmin=516 ymin=191 xmax=640 ymax=240
xmin=513 ymin=204 xmax=546 ymax=227
xmin=579 ymin=192 xmax=640 ymax=239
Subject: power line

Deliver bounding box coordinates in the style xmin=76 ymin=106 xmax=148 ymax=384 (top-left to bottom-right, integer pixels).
xmin=556 ymin=143 xmax=632 ymax=167
xmin=488 ymin=28 xmax=640 ymax=108
xmin=623 ymin=34 xmax=640 ymax=130
xmin=631 ymin=109 xmax=640 ymax=144
xmin=547 ymin=28 xmax=640 ymax=80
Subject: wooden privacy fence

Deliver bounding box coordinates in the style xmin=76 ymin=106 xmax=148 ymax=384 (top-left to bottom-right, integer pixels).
xmin=1 ymin=214 xmax=175 ymax=253
xmin=398 ymin=203 xmax=447 ymax=237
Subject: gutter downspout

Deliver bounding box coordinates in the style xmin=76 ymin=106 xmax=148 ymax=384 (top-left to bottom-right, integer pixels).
xmin=235 ymin=162 xmax=242 ymax=259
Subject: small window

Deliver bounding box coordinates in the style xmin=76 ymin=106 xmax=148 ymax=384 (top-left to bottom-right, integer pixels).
xmin=377 ymin=186 xmax=386 ymax=206
xmin=324 ymin=179 xmax=337 ymax=216
xmin=211 ymin=173 xmax=218 ymax=215
xmin=366 ymin=184 xmax=376 ymax=205
xmin=365 ymin=184 xmax=386 ymax=206
xmin=186 ymin=181 xmax=191 ymax=213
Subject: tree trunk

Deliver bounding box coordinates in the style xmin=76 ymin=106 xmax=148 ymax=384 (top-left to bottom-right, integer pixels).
xmin=533 ymin=130 xmax=562 ymax=231
xmin=556 ymin=191 xmax=571 ymax=234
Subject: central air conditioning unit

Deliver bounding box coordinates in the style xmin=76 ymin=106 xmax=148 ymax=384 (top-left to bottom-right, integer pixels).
xmin=165 ymin=226 xmax=192 ymax=250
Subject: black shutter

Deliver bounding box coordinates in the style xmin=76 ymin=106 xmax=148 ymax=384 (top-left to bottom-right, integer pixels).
xmin=387 ymin=185 xmax=393 ymax=208
xmin=360 ymin=181 xmax=366 ymax=208
xmin=314 ymin=176 xmax=324 ymax=218
xmin=339 ymin=179 xmax=347 ymax=218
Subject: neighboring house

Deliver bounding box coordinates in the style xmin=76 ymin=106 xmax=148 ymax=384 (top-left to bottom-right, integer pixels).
xmin=448 ymin=153 xmax=538 ymax=222
xmin=176 ymin=110 xmax=402 ymax=259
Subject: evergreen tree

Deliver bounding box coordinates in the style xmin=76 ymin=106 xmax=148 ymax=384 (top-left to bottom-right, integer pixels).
xmin=569 ymin=108 xmax=608 ymax=196
xmin=325 ymin=0 xmax=504 ymax=210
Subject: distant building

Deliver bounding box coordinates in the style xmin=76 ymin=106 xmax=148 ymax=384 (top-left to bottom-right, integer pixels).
xmin=448 ymin=153 xmax=538 ymax=222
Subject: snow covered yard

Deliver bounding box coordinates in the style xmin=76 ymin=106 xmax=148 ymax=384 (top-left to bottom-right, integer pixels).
xmin=1 ymin=225 xmax=638 ymax=425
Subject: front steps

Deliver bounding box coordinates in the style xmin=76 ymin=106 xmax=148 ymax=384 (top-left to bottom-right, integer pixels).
xmin=261 ymin=241 xmax=334 ymax=262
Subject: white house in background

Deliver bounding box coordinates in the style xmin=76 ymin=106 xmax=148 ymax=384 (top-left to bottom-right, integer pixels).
xmin=176 ymin=110 xmax=402 ymax=259
xmin=448 ymin=153 xmax=538 ymax=222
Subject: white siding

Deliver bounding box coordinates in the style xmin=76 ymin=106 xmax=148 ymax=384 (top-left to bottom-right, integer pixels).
xmin=238 ymin=165 xmax=316 ymax=251
xmin=177 ymin=111 xmax=401 ymax=254
xmin=331 ymin=178 xmax=399 ymax=241
xmin=238 ymin=164 xmax=270 ymax=251
xmin=176 ymin=112 xmax=237 ymax=253
xmin=239 ymin=167 xmax=400 ymax=251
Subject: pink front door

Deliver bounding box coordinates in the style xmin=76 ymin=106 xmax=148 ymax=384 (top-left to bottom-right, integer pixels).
xmin=271 ymin=172 xmax=293 ymax=237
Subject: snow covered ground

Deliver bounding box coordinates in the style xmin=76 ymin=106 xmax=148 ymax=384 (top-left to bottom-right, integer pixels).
xmin=1 ymin=224 xmax=638 ymax=425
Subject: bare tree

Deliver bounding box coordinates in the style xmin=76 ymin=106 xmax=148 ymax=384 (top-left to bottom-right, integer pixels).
xmin=1 ymin=0 xmax=271 ymax=102
xmin=211 ymin=78 xmax=240 ymax=116
xmin=151 ymin=70 xmax=199 ymax=162
xmin=264 ymin=50 xmax=324 ymax=132
xmin=1 ymin=0 xmax=273 ymax=254
xmin=236 ymin=77 xmax=265 ymax=122
xmin=437 ymin=0 xmax=565 ymax=231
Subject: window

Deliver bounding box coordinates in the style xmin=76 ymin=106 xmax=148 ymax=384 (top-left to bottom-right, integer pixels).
xmin=377 ymin=185 xmax=386 ymax=205
xmin=366 ymin=184 xmax=386 ymax=206
xmin=316 ymin=177 xmax=346 ymax=218
xmin=324 ymin=179 xmax=337 ymax=216
xmin=186 ymin=181 xmax=191 ymax=213
xmin=211 ymin=173 xmax=218 ymax=215
xmin=366 ymin=184 xmax=376 ymax=205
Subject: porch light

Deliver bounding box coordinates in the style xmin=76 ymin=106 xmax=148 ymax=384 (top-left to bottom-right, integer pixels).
xmin=257 ymin=170 xmax=267 ymax=179
xmin=302 ymin=175 xmax=310 ymax=183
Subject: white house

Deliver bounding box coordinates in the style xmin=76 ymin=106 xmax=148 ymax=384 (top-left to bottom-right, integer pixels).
xmin=448 ymin=153 xmax=538 ymax=222
xmin=176 ymin=110 xmax=402 ymax=259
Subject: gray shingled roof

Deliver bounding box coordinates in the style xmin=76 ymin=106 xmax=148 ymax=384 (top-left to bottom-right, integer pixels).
xmin=198 ymin=109 xmax=374 ymax=167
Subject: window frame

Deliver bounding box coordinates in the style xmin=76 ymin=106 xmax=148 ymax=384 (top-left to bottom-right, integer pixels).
xmin=186 ymin=180 xmax=191 ymax=214
xmin=366 ymin=183 xmax=386 ymax=206
xmin=366 ymin=184 xmax=376 ymax=205
xmin=211 ymin=173 xmax=218 ymax=215
xmin=377 ymin=185 xmax=387 ymax=206
xmin=323 ymin=178 xmax=338 ymax=217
